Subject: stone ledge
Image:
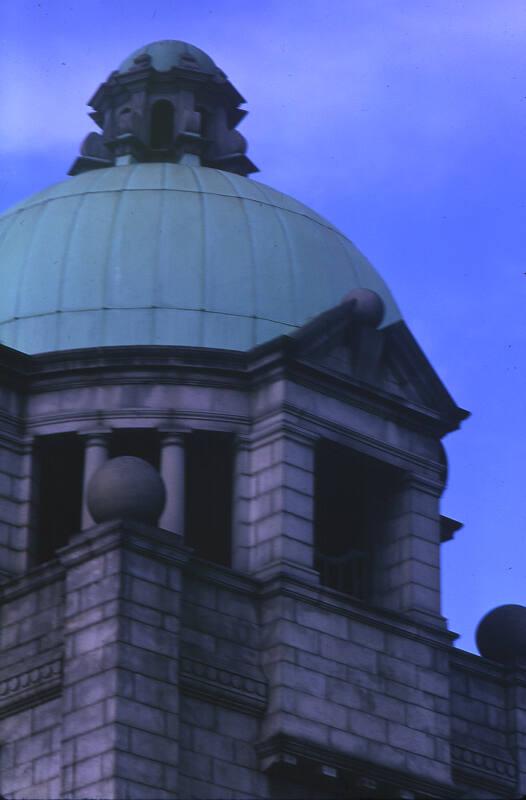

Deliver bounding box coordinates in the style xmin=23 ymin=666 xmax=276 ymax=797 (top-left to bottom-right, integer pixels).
xmin=257 ymin=734 xmax=458 ymax=799
xmin=180 ymin=653 xmax=267 ymax=715
xmin=0 ymin=649 xmax=62 ymax=718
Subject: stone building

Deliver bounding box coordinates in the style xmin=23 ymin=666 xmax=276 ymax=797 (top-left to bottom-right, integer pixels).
xmin=0 ymin=39 xmax=524 ymax=800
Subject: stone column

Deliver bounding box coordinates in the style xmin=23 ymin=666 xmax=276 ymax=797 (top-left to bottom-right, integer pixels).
xmin=159 ymin=432 xmax=185 ymax=534
xmin=81 ymin=431 xmax=109 ymax=529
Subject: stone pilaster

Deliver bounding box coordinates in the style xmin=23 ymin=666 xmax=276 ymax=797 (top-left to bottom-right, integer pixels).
xmin=58 ymin=520 xmax=189 ymax=799
xmin=379 ymin=473 xmax=445 ymax=627
xmin=80 ymin=431 xmax=109 ymax=529
xmin=244 ymin=428 xmax=318 ymax=582
xmin=159 ymin=431 xmax=185 ymax=534
xmin=231 ymin=435 xmax=251 ymax=572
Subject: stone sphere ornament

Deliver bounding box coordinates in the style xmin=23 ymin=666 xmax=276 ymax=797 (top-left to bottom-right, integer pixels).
xmin=341 ymin=288 xmax=385 ymax=328
xmin=87 ymin=456 xmax=166 ymax=524
xmin=475 ymin=604 xmax=526 ymax=664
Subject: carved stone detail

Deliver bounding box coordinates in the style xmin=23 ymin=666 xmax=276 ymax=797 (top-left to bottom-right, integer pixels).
xmin=0 ymin=651 xmax=62 ymax=717
xmin=180 ymin=654 xmax=267 ymax=714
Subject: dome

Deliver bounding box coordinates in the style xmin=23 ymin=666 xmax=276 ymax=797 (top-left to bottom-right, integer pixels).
xmin=118 ymin=40 xmax=220 ymax=76
xmin=0 ymin=162 xmax=401 ymax=355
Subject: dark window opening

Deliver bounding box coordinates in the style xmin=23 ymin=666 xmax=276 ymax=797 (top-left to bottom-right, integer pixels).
xmin=109 ymin=429 xmax=160 ymax=469
xmin=314 ymin=440 xmax=399 ymax=600
xmin=33 ymin=434 xmax=84 ymax=564
xmin=150 ymin=100 xmax=174 ymax=149
xmin=185 ymin=431 xmax=234 ymax=567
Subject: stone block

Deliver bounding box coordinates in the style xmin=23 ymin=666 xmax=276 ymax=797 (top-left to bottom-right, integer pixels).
xmin=65 ymin=604 xmax=105 ymax=633
xmin=265 ymin=710 xmax=329 ymax=746
xmin=320 ymin=634 xmax=377 ymax=672
xmin=73 ymin=724 xmax=120 ymax=760
xmin=348 ymin=621 xmax=385 ymax=651
xmin=2 ymin=593 xmax=37 ymax=626
xmin=0 ymin=709 xmax=32 ymax=741
xmin=181 ymin=696 xmax=216 ymax=730
xmin=329 ymin=728 xmax=370 ymax=760
xmin=272 ymin=535 xmax=312 ymax=566
xmin=73 ymin=618 xmax=120 ymax=657
xmin=296 ymin=651 xmax=347 ymax=680
xmin=79 ymin=576 xmax=120 ymax=610
xmin=124 ymin=551 xmax=168 ymax=586
xmin=68 ymin=556 xmax=105 ymax=589
xmin=273 ymin=487 xmax=313 ymax=520
xmin=115 ymin=751 xmax=164 ymax=787
xmin=31 ymin=699 xmax=61 ymax=732
xmin=295 ymin=692 xmax=347 ymax=729
xmin=216 ymin=708 xmax=259 ymax=741
xmin=63 ymin=702 xmax=105 ymax=740
xmin=378 ymin=654 xmax=417 ymax=687
xmin=121 ymin=599 xmax=164 ymax=627
xmin=348 ymin=709 xmax=387 ymax=742
xmin=75 ymin=753 xmax=104 ymax=788
xmin=268 ymin=620 xmax=318 ymax=653
xmin=417 ymin=670 xmax=449 ymax=699
xmin=180 ymin=750 xmax=213 ymax=780
xmin=129 ymin=619 xmax=177 ymax=655
xmin=295 ymin=604 xmax=347 ymax=639
xmin=280 ymin=662 xmax=326 ymax=697
xmin=406 ymin=705 xmax=448 ymax=737
xmin=129 ymin=729 xmax=177 ymax=764
xmin=212 ymin=759 xmax=256 ymax=795
xmin=15 ymin=730 xmax=52 ymax=765
xmin=193 ymin=728 xmax=234 ymax=761
xmin=111 ymin=697 xmax=166 ymax=733
xmin=134 ymin=674 xmax=178 ymax=712
xmin=467 ymin=674 xmax=506 ymax=707
xmin=1 ymin=762 xmax=33 ymax=794
xmin=387 ymin=680 xmax=434 ymax=709
xmin=387 ymin=722 xmax=434 ymax=758
xmin=233 ymin=740 xmax=257 ymax=769
xmin=326 ymin=677 xmax=363 ymax=709
xmin=386 ymin=635 xmax=434 ymax=668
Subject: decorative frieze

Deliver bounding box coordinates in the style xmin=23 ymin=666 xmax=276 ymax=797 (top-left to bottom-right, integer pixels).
xmin=180 ymin=654 xmax=267 ymax=714
xmin=451 ymin=743 xmax=516 ymax=784
xmin=0 ymin=650 xmax=62 ymax=717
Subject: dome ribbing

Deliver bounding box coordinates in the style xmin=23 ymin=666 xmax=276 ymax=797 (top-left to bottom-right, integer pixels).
xmin=0 ymin=163 xmax=401 ymax=355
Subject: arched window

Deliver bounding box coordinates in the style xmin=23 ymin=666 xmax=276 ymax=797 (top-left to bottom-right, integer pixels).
xmin=150 ymin=100 xmax=174 ymax=149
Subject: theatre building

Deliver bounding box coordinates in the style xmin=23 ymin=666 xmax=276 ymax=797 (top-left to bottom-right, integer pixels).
xmin=0 ymin=40 xmax=524 ymax=799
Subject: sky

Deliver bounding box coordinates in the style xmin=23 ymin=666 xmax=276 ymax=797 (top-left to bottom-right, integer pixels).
xmin=0 ymin=0 xmax=524 ymax=653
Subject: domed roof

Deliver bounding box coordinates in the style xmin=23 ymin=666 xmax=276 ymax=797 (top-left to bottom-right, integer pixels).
xmin=0 ymin=163 xmax=401 ymax=355
xmin=118 ymin=40 xmax=220 ymax=76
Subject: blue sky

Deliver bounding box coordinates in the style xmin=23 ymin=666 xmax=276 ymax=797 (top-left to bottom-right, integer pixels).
xmin=1 ymin=0 xmax=525 ymax=652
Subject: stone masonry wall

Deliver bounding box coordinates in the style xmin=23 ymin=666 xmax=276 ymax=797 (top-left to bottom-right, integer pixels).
xmin=259 ymin=579 xmax=453 ymax=787
xmin=0 ymin=567 xmax=64 ymax=799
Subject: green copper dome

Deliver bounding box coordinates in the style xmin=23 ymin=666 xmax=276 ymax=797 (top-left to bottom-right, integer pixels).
xmin=0 ymin=163 xmax=401 ymax=355
xmin=118 ymin=40 xmax=221 ymax=76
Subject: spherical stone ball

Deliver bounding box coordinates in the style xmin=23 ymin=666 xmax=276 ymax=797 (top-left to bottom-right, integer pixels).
xmin=341 ymin=288 xmax=385 ymax=328
xmin=87 ymin=456 xmax=166 ymax=524
xmin=476 ymin=604 xmax=526 ymax=663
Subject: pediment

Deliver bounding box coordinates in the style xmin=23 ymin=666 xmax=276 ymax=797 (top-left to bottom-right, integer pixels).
xmin=284 ymin=303 xmax=468 ymax=427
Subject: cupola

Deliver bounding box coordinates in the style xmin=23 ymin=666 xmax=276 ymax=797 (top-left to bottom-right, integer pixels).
xmin=69 ymin=39 xmax=258 ymax=177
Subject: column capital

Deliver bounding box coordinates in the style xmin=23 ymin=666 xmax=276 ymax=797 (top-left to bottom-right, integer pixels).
xmin=159 ymin=429 xmax=187 ymax=447
xmin=79 ymin=428 xmax=111 ymax=446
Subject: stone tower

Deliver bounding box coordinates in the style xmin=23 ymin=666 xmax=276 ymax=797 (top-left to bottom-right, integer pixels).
xmin=0 ymin=40 xmax=524 ymax=800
